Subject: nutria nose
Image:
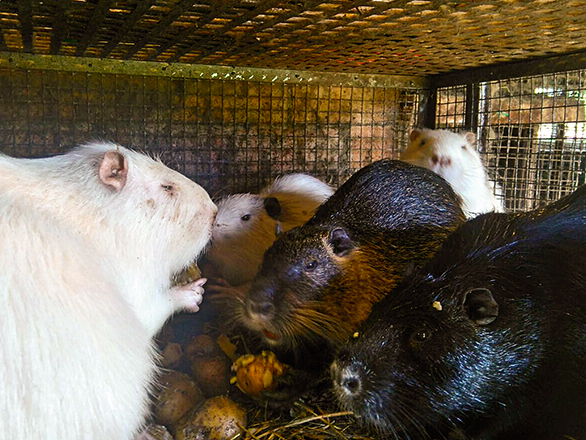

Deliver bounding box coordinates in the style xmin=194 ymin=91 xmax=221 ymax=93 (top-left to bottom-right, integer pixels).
xmin=331 ymin=360 xmax=363 ymax=397
xmin=248 ymin=300 xmax=275 ymax=318
xmin=431 ymin=154 xmax=451 ymax=167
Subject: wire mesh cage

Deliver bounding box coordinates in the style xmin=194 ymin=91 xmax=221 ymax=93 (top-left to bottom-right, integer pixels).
xmin=0 ymin=64 xmax=422 ymax=196
xmin=436 ymin=69 xmax=586 ymax=212
xmin=1 ymin=3 xmax=586 ymax=439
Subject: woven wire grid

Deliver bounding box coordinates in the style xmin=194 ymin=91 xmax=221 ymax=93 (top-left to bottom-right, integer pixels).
xmin=3 ymin=0 xmax=586 ymax=75
xmin=0 ymin=67 xmax=421 ymax=195
xmin=436 ymin=86 xmax=467 ymax=130
xmin=436 ymin=70 xmax=586 ymax=212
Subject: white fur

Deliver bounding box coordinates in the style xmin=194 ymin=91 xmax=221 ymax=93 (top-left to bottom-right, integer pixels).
xmin=401 ymin=128 xmax=505 ymax=219
xmin=208 ymin=173 xmax=334 ymax=286
xmin=0 ymin=142 xmax=216 ymax=440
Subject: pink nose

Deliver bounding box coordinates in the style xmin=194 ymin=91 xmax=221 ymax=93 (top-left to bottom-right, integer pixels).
xmin=431 ymin=155 xmax=451 ymax=167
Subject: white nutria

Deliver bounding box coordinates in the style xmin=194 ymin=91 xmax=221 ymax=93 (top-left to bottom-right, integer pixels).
xmin=401 ymin=128 xmax=505 ymax=219
xmin=0 ymin=142 xmax=217 ymax=440
xmin=207 ymin=173 xmax=334 ymax=286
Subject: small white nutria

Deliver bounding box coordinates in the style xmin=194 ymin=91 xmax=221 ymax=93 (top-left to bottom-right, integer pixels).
xmin=401 ymin=128 xmax=505 ymax=218
xmin=0 ymin=142 xmax=216 ymax=440
xmin=207 ymin=173 xmax=334 ymax=286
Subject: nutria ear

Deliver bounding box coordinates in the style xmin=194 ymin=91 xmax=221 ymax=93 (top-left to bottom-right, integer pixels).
xmin=464 ymin=132 xmax=478 ymax=150
xmin=329 ymin=227 xmax=355 ymax=256
xmin=99 ymin=151 xmax=127 ymax=192
xmin=463 ymin=288 xmax=499 ymax=325
xmin=410 ymin=129 xmax=425 ymax=143
xmin=264 ymin=197 xmax=282 ymax=220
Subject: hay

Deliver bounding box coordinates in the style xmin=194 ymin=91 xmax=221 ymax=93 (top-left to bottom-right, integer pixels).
xmin=239 ymin=401 xmax=375 ymax=440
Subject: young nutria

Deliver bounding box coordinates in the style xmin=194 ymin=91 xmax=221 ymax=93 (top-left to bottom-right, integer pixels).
xmin=332 ymin=185 xmax=586 ymax=440
xmin=236 ymin=160 xmax=465 ymax=372
xmin=207 ymin=173 xmax=334 ymax=286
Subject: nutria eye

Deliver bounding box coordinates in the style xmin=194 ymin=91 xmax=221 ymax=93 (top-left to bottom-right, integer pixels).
xmin=305 ymin=260 xmax=318 ymax=271
xmin=241 ymin=214 xmax=251 ymax=221
xmin=410 ymin=328 xmax=432 ymax=345
xmin=461 ymin=145 xmax=467 ymax=150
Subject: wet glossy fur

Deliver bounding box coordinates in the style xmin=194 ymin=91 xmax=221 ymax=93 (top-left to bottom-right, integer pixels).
xmin=333 ymin=186 xmax=586 ymax=440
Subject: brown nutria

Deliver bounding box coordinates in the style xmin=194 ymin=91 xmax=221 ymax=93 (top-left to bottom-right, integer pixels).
xmin=235 ymin=160 xmax=465 ymax=370
xmin=331 ymin=185 xmax=586 ymax=440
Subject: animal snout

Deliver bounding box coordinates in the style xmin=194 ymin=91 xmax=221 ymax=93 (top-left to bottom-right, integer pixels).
xmin=331 ymin=358 xmax=364 ymax=399
xmin=246 ymin=279 xmax=277 ymax=321
xmin=245 ymin=284 xmax=277 ymax=323
xmin=430 ymin=154 xmax=451 ymax=168
xmin=248 ymin=300 xmax=275 ymax=318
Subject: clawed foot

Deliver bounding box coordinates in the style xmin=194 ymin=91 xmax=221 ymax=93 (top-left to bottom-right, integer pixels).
xmin=170 ymin=277 xmax=207 ymax=313
xmin=205 ymin=278 xmax=248 ymax=302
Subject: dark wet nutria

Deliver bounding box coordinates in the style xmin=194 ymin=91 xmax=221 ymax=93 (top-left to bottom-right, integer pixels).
xmin=332 ymin=185 xmax=586 ymax=440
xmin=236 ymin=159 xmax=465 ymax=370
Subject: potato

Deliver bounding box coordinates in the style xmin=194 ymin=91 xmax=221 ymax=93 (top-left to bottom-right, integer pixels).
xmin=142 ymin=424 xmax=174 ymax=440
xmin=153 ymin=371 xmax=205 ymax=428
xmin=161 ymin=342 xmax=183 ymax=368
xmin=174 ymin=396 xmax=247 ymax=440
xmin=155 ymin=322 xmax=175 ymax=346
xmin=191 ymin=354 xmax=231 ymax=397
xmin=185 ymin=334 xmax=221 ymax=362
xmin=230 ymin=351 xmax=289 ymax=396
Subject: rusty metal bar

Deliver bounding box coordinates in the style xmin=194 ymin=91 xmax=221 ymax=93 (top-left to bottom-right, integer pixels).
xmin=123 ymin=0 xmax=197 ymax=59
xmin=16 ymin=0 xmax=33 ymax=53
xmin=0 ymin=52 xmax=428 ymax=89
xmin=50 ymin=0 xmax=72 ymax=55
xmin=75 ymin=0 xmax=113 ymax=56
xmin=100 ymin=0 xmax=157 ymax=57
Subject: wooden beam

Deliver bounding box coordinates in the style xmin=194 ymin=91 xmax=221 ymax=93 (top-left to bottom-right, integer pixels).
xmin=0 ymin=52 xmax=428 ymax=90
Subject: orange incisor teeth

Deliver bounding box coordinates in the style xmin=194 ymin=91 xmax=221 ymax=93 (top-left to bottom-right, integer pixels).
xmin=262 ymin=329 xmax=280 ymax=340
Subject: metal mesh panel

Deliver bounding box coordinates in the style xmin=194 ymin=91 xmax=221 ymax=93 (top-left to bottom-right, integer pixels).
xmin=436 ymin=85 xmax=467 ymax=130
xmin=2 ymin=0 xmax=586 ymax=75
xmin=0 ymin=67 xmax=421 ymax=195
xmin=436 ymin=70 xmax=586 ymax=212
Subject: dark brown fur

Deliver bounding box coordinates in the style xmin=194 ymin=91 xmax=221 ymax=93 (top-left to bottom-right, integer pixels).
xmin=239 ymin=160 xmax=465 ymax=363
xmin=318 ymin=230 xmax=454 ymax=336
